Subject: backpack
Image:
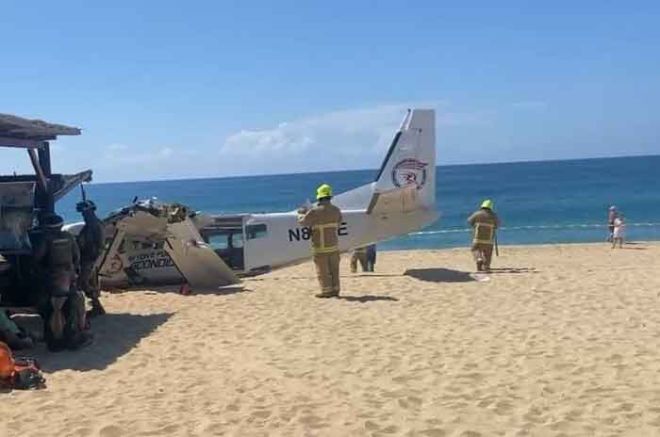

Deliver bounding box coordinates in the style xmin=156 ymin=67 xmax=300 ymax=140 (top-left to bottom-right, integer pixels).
xmin=0 ymin=342 xmax=46 ymax=391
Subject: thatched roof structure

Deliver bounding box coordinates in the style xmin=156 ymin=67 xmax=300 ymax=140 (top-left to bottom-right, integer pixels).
xmin=0 ymin=113 xmax=80 ymax=146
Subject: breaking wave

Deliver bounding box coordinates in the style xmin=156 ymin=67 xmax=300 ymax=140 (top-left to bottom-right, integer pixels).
xmin=409 ymin=222 xmax=660 ymax=236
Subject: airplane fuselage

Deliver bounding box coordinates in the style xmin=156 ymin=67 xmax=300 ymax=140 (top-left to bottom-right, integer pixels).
xmin=67 ymin=108 xmax=438 ymax=289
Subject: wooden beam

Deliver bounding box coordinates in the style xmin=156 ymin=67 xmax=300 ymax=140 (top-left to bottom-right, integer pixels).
xmin=0 ymin=136 xmax=41 ymax=148
xmin=27 ymin=148 xmax=48 ymax=193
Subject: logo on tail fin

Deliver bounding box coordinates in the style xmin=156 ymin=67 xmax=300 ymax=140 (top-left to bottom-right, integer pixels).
xmin=392 ymin=159 xmax=428 ymax=190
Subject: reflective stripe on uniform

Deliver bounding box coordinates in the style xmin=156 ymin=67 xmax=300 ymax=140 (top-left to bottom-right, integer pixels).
xmin=312 ymin=223 xmax=339 ymax=254
xmin=313 ymin=246 xmax=339 ymax=254
xmin=473 ymin=222 xmax=495 ymax=245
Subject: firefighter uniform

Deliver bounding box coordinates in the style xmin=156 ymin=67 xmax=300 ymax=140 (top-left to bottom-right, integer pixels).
xmin=350 ymin=244 xmax=376 ymax=273
xmin=350 ymin=247 xmax=368 ymax=273
xmin=467 ymin=200 xmax=500 ymax=272
xmin=76 ymin=200 xmax=106 ymax=316
xmin=298 ymin=184 xmax=343 ymax=298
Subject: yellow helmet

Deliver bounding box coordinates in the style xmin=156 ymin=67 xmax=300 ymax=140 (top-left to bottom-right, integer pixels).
xmin=481 ymin=199 xmax=494 ymax=210
xmin=316 ymin=184 xmax=333 ymax=200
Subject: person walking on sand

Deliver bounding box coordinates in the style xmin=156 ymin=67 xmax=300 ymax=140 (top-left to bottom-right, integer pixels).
xmin=350 ymin=244 xmax=377 ymax=273
xmin=467 ymin=200 xmax=500 ymax=272
xmin=76 ymin=200 xmax=106 ymax=317
xmin=350 ymin=246 xmax=368 ymax=273
xmin=607 ymin=206 xmax=619 ymax=242
xmin=612 ymin=214 xmax=625 ymax=249
xmin=297 ymin=184 xmax=343 ymax=298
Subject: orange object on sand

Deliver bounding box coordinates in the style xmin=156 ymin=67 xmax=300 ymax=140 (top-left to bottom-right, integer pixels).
xmin=0 ymin=341 xmax=15 ymax=379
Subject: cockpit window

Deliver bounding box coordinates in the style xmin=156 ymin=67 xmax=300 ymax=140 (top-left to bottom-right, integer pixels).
xmin=207 ymin=232 xmax=244 ymax=250
xmin=246 ymin=224 xmax=267 ymax=240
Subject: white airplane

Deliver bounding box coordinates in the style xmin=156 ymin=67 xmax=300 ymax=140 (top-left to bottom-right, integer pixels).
xmin=67 ymin=108 xmax=438 ymax=290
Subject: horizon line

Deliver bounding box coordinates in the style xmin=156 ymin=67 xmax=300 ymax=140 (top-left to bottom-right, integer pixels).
xmin=89 ymin=152 xmax=660 ymax=185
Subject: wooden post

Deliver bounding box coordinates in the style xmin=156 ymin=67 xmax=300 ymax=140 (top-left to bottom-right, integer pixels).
xmin=38 ymin=142 xmax=54 ymax=213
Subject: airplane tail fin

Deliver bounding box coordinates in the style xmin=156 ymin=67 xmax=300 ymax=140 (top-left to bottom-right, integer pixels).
xmin=368 ymin=109 xmax=436 ymax=213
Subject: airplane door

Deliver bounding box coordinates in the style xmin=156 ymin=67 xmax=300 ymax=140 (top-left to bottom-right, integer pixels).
xmin=241 ymin=221 xmax=267 ymax=273
xmin=199 ymin=216 xmax=246 ymax=272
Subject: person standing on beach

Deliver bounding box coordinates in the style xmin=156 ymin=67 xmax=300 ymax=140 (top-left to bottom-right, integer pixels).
xmin=607 ymin=206 xmax=618 ymax=242
xmin=365 ymin=244 xmax=376 ymax=272
xmin=467 ymin=200 xmax=500 ymax=272
xmin=350 ymin=246 xmax=368 ymax=273
xmin=33 ymin=214 xmax=92 ymax=351
xmin=612 ymin=214 xmax=625 ymax=249
xmin=297 ymin=184 xmax=343 ymax=298
xmin=350 ymin=244 xmax=376 ymax=273
xmin=76 ymin=200 xmax=106 ymax=317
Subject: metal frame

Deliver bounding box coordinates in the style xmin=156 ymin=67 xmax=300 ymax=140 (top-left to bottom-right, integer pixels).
xmin=1 ymin=114 xmax=82 ymax=215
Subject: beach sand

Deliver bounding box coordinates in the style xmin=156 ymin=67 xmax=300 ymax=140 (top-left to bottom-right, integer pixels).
xmin=3 ymin=242 xmax=660 ymax=436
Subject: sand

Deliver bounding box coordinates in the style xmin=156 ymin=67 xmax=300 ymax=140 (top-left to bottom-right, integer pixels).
xmin=3 ymin=242 xmax=660 ymax=436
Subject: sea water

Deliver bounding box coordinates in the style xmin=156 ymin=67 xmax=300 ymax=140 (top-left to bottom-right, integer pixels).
xmin=57 ymin=155 xmax=660 ymax=250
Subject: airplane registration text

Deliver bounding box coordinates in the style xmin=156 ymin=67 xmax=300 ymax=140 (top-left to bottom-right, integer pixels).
xmin=288 ymin=222 xmax=348 ymax=242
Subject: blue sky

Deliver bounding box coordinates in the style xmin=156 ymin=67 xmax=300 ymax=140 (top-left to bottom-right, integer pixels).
xmin=2 ymin=1 xmax=659 ymax=182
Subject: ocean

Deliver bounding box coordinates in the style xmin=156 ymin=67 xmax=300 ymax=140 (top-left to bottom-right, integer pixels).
xmin=57 ymin=155 xmax=660 ymax=250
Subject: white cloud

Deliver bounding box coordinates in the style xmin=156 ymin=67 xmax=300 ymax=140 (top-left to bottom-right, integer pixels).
xmin=221 ymin=105 xmax=407 ymax=157
xmin=219 ymin=103 xmax=484 ymax=174
xmin=75 ymin=103 xmax=493 ymax=181
xmin=158 ymin=147 xmax=174 ymax=158
xmin=224 ymin=123 xmax=314 ymax=154
xmin=101 ymin=144 xmax=180 ymax=164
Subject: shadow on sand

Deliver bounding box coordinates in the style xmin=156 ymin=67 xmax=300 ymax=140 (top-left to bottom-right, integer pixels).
xmin=27 ymin=312 xmax=173 ymax=372
xmin=115 ymin=284 xmax=249 ymax=296
xmin=337 ymin=295 xmax=399 ymax=303
xmin=351 ymin=273 xmax=402 ymax=278
xmin=187 ymin=284 xmax=249 ymax=295
xmin=404 ymin=268 xmax=475 ymax=283
xmin=606 ymin=242 xmax=646 ymax=250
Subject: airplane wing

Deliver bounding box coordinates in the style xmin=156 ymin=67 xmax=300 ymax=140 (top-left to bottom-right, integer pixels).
xmin=115 ymin=210 xmax=168 ymax=240
xmin=98 ymin=203 xmax=239 ymax=289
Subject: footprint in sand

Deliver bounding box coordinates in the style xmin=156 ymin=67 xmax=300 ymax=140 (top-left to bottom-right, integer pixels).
xmin=493 ymin=400 xmax=514 ymax=415
xmin=203 ymin=423 xmax=227 ymax=434
xmin=97 ymin=425 xmax=123 ymax=437
xmin=456 ymin=431 xmax=482 ymax=437
xmin=379 ymin=425 xmax=400 ymax=434
xmin=299 ymin=414 xmax=326 ymax=429
xmin=226 ymin=402 xmax=240 ymax=412
xmin=251 ymin=409 xmax=272 ymax=420
xmin=71 ymin=427 xmax=93 ymax=437
xmin=365 ymin=420 xmax=380 ymax=431
xmin=421 ymin=429 xmax=447 ymax=437
xmin=405 ymin=396 xmax=423 ymax=408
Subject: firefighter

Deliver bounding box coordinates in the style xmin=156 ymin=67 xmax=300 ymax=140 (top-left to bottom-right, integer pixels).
xmin=298 ymin=184 xmax=343 ymax=298
xmin=33 ymin=214 xmax=92 ymax=351
xmin=350 ymin=246 xmax=368 ymax=273
xmin=467 ymin=200 xmax=500 ymax=272
xmin=76 ymin=200 xmax=106 ymax=316
xmin=350 ymin=244 xmax=377 ymax=273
